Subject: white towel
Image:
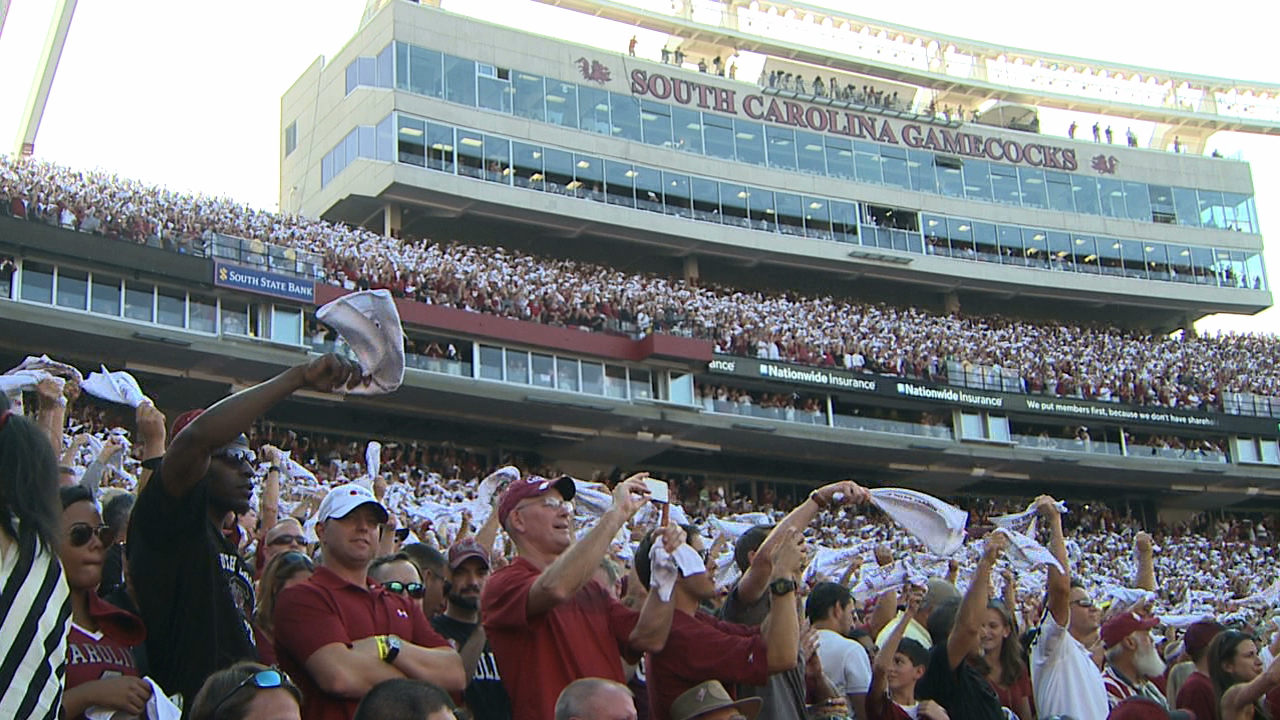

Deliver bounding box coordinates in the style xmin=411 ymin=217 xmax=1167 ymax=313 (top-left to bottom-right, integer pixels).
xmin=8 ymin=354 xmax=84 ymax=385
xmin=82 ymin=366 xmax=152 ymax=407
xmin=648 ymin=541 xmax=682 ymax=601
xmin=869 ymin=488 xmax=968 ymax=556
xmin=993 ymin=527 xmax=1065 ymax=573
xmin=1160 ymin=613 xmax=1215 ymax=629
xmin=1103 ymin=586 xmax=1157 ymax=607
xmin=991 ymin=500 xmax=1068 ymax=535
xmin=316 ymin=289 xmax=405 ymax=394
xmin=365 ymin=441 xmax=382 ymax=482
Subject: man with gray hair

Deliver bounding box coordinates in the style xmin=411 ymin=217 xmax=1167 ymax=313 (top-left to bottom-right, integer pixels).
xmin=554 ymin=678 xmax=637 ymax=720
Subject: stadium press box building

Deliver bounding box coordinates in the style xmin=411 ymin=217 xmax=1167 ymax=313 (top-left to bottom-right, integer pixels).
xmin=279 ymin=0 xmax=1274 ymax=510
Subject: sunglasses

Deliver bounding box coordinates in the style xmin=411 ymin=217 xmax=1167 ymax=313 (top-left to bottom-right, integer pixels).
xmin=394 ymin=527 xmax=411 ymax=542
xmin=215 ymin=447 xmax=257 ymax=465
xmin=211 ymin=669 xmax=295 ymax=717
xmin=382 ymin=581 xmax=426 ymax=599
xmin=67 ymin=523 xmax=116 ymax=548
xmin=268 ymin=534 xmax=308 ymax=547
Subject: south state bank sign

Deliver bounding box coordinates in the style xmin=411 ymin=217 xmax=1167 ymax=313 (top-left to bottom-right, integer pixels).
xmin=626 ymin=68 xmax=1082 ymax=172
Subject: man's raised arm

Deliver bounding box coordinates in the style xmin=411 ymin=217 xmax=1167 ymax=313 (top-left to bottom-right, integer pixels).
xmin=1038 ymin=495 xmax=1071 ymax=626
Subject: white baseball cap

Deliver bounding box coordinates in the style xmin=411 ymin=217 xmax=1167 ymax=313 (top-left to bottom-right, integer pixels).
xmin=317 ymin=483 xmax=389 ymax=523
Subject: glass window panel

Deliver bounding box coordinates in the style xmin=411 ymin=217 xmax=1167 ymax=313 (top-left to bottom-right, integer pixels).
xmin=1145 ymin=243 xmax=1172 ymax=281
xmin=455 ymin=130 xmax=484 ymax=178
xmin=272 ymin=306 xmax=302 ymax=344
xmin=1226 ymin=251 xmax=1248 ymax=289
xmin=358 ymin=125 xmax=376 ymax=159
xmin=20 ymin=261 xmax=54 ymax=304
xmin=830 ymin=200 xmax=858 ymax=243
xmin=394 ymin=42 xmax=410 ymax=91
xmin=923 ymin=215 xmax=947 ymax=255
xmin=574 ymin=154 xmax=603 ymax=199
xmin=157 ymin=288 xmax=186 ymax=327
xmin=663 ymin=172 xmax=691 ymax=217
xmin=908 ymin=150 xmax=937 ymax=193
xmin=1021 ymin=228 xmax=1050 ymax=269
xmin=972 ymin=221 xmax=998 ymax=263
xmin=443 ymin=55 xmax=476 ymax=106
xmin=703 ymin=116 xmax=734 ymax=160
xmin=640 ymin=100 xmax=673 ymax=148
xmin=803 ymin=197 xmax=831 ymax=240
xmin=375 ymin=114 xmax=393 ymax=162
xmin=947 ymin=218 xmax=974 ymax=258
xmin=1225 ymin=193 xmax=1251 ymax=232
xmin=357 ymin=56 xmax=376 ymax=88
xmin=344 ymin=130 xmax=358 ymax=169
xmin=483 ymin=135 xmax=510 ymax=183
xmin=853 ymin=142 xmax=882 ymax=184
xmin=963 ymin=161 xmax=993 ymax=201
xmin=1173 ymin=187 xmax=1201 ymax=227
xmin=1045 ymin=171 xmax=1074 ymax=212
xmin=1097 ymin=238 xmax=1124 ymax=277
xmin=477 ymin=75 xmax=512 ymax=114
xmin=605 ymin=160 xmax=636 ymax=208
xmin=479 ymin=346 xmax=503 ymax=381
xmin=581 ymin=362 xmax=604 ymax=395
xmin=504 ymin=349 xmax=530 ymax=384
xmin=1072 ymin=234 xmax=1099 ymax=273
xmin=90 ymin=274 xmax=121 ymax=315
xmin=1098 ymin=178 xmax=1126 ymax=218
xmin=1170 ymin=245 xmax=1194 ymax=283
xmin=605 ymin=365 xmax=628 ymax=399
xmin=543 ymin=147 xmax=574 ymax=191
xmin=376 ymin=44 xmax=393 ymax=87
xmin=1072 ymin=175 xmax=1100 ymax=215
xmin=609 ymin=93 xmax=642 ymax=141
xmin=628 ymin=368 xmax=652 ymax=400
xmin=1191 ymin=247 xmax=1217 ymax=285
xmin=765 ymin=126 xmax=797 ymax=170
xmin=691 ymin=177 xmax=719 ymax=221
xmin=634 ymin=167 xmax=663 ymax=212
xmin=672 ymin=107 xmax=703 ymax=154
xmin=124 ymin=282 xmax=154 ymax=322
xmin=396 ymin=115 xmax=426 ymax=166
xmin=531 ymin=354 xmax=555 ymax=388
xmin=556 ymin=357 xmax=580 ymax=392
xmin=720 ymin=183 xmax=749 ymax=227
xmin=1124 ymin=182 xmax=1151 ymax=222
xmin=747 ymin=187 xmax=774 ymax=231
xmin=1246 ymin=252 xmax=1266 ymax=290
xmin=1119 ymin=240 xmax=1148 ymax=280
xmin=345 ymin=61 xmax=358 ymax=95
xmin=826 ymin=138 xmax=855 ymax=180
xmin=793 ymin=130 xmax=824 ymax=174
xmin=989 ymin=165 xmax=1020 ymax=205
xmin=881 ymin=147 xmax=909 ymax=189
xmin=734 ymin=120 xmax=765 ymax=166
xmin=1149 ymin=185 xmax=1176 ymax=224
xmin=56 ymin=268 xmax=88 ymax=310
xmin=1198 ymin=190 xmax=1225 ymax=229
xmin=190 ymin=295 xmax=217 ymax=333
xmin=513 ymin=72 xmax=545 ymax=121
xmin=544 ymin=80 xmax=578 ymax=128
xmin=408 ymin=46 xmax=443 ymax=97
xmin=578 ymin=86 xmax=611 ymax=135
xmin=775 ymin=192 xmax=805 ymax=236
xmin=426 ymin=122 xmax=454 ymax=172
xmin=937 ymin=163 xmax=963 ymax=198
xmin=1047 ymin=231 xmax=1072 ymax=270
xmin=1020 ymin=168 xmax=1048 ymax=209
xmin=512 ymin=142 xmax=543 ymax=189
xmin=221 ymin=300 xmax=249 ymax=336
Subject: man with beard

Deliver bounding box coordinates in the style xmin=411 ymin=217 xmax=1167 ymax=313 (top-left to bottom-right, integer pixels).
xmin=1101 ymin=612 xmax=1171 ymax=709
xmin=431 ymin=538 xmax=511 ymax=720
xmin=128 ymin=353 xmax=364 ymax=707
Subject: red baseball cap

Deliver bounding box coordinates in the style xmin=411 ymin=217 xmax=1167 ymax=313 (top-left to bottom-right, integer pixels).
xmin=1102 ymin=612 xmax=1160 ymax=649
xmin=496 ymin=474 xmax=576 ymax=526
xmin=1183 ymin=621 xmax=1225 ymax=657
xmin=448 ymin=538 xmax=491 ymax=570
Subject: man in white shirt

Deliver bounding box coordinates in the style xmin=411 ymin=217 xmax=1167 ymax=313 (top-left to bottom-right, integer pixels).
xmin=1030 ymin=495 xmax=1109 ymax=720
xmin=806 ymin=582 xmax=872 ymax=719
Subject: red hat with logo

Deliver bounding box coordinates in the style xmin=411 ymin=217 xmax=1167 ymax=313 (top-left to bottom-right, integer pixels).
xmin=1102 ymin=612 xmax=1160 ymax=649
xmin=448 ymin=538 xmax=491 ymax=570
xmin=496 ymin=474 xmax=576 ymax=526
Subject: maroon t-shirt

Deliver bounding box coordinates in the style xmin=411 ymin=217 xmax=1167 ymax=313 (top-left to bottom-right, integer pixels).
xmin=865 ymin=689 xmax=916 ymax=720
xmin=646 ymin=610 xmax=769 ymax=720
xmin=274 ymin=566 xmax=451 ymax=720
xmin=482 ymin=556 xmax=642 ymax=720
xmin=1176 ymin=670 xmax=1218 ymax=720
xmin=65 ymin=594 xmax=146 ymax=720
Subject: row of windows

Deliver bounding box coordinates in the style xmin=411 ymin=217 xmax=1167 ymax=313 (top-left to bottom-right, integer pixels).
xmin=4 ymin=260 xmax=306 ymax=345
xmin=340 ymin=41 xmax=1262 ymax=233
xmin=347 ymin=111 xmax=1267 ymax=291
xmin=321 ymin=115 xmax=395 ymax=187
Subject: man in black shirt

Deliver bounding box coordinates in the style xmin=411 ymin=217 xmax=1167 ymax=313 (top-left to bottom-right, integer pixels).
xmin=128 ymin=354 xmax=363 ymax=709
xmin=430 ymin=538 xmax=511 ymax=720
xmin=917 ymin=532 xmax=1008 ymax=720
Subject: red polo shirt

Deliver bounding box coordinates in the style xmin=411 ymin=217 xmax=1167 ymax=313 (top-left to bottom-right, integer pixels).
xmin=646 ymin=610 xmax=769 ymax=720
xmin=273 ymin=566 xmax=450 ymax=720
xmin=482 ymin=557 xmax=643 ymax=720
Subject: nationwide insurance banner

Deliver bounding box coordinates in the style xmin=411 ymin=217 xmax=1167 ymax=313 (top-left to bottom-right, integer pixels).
xmin=214 ymin=261 xmax=315 ymax=304
xmin=706 ymin=356 xmax=1280 ymax=436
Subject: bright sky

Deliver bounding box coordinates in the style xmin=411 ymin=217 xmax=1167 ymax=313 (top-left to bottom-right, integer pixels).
xmin=0 ymin=0 xmax=1275 ymax=335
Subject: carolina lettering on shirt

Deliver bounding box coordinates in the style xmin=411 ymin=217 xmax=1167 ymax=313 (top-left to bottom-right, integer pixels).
xmin=67 ymin=643 xmax=137 ymax=668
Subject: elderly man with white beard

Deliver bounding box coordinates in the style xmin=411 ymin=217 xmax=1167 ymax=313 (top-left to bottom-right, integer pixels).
xmin=1100 ymin=611 xmax=1172 ymax=710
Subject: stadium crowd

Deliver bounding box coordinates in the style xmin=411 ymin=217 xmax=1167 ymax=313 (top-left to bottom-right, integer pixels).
xmin=5 ymin=347 xmax=1280 ymax=720
xmin=4 ymin=155 xmax=1279 ymax=418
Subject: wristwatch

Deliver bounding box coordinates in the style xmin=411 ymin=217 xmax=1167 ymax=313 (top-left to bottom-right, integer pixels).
xmin=769 ymin=578 xmax=798 ymax=596
xmin=382 ymin=634 xmax=402 ymax=664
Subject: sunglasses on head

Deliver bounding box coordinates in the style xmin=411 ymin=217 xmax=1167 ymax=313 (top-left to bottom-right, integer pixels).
xmin=382 ymin=581 xmax=425 ymax=599
xmin=268 ymin=534 xmax=308 ymax=547
xmin=211 ymin=669 xmax=295 ymax=717
xmin=67 ymin=523 xmax=115 ymax=548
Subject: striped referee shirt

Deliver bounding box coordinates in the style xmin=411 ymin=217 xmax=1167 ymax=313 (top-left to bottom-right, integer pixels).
xmin=0 ymin=528 xmax=72 ymax=720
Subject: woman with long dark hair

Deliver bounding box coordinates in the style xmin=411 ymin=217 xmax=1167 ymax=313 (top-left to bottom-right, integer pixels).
xmin=0 ymin=394 xmax=72 ymax=719
xmin=1208 ymin=629 xmax=1280 ymax=720
xmin=252 ymin=551 xmax=315 ymax=666
xmin=975 ymin=600 xmax=1035 ymax=720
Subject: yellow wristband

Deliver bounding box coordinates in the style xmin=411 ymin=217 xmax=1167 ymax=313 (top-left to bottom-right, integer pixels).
xmin=375 ymin=635 xmax=388 ymax=662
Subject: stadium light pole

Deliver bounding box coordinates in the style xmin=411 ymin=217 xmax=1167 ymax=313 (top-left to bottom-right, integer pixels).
xmin=12 ymin=0 xmax=79 ymax=157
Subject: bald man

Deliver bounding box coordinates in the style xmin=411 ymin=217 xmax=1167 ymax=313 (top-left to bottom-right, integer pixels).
xmin=554 ymin=678 xmax=637 ymax=720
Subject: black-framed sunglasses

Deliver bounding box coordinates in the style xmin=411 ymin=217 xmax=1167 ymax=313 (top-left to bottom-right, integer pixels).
xmin=268 ymin=534 xmax=308 ymax=547
xmin=210 ymin=668 xmax=294 ymax=717
xmin=382 ymin=581 xmax=425 ymax=599
xmin=67 ymin=523 xmax=116 ymax=548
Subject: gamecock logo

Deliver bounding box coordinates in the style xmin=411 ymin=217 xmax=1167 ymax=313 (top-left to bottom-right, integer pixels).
xmin=576 ymin=57 xmax=612 ymax=85
xmin=1091 ymin=154 xmax=1119 ymax=175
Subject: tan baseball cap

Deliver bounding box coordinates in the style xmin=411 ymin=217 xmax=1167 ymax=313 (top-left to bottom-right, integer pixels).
xmin=670 ymin=681 xmax=760 ymax=720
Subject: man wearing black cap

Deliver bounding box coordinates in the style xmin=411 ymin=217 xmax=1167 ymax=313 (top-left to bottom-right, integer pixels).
xmin=431 ymin=538 xmax=511 ymax=720
xmin=1175 ymin=621 xmax=1225 ymax=720
xmin=128 ymin=353 xmax=364 ymax=708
